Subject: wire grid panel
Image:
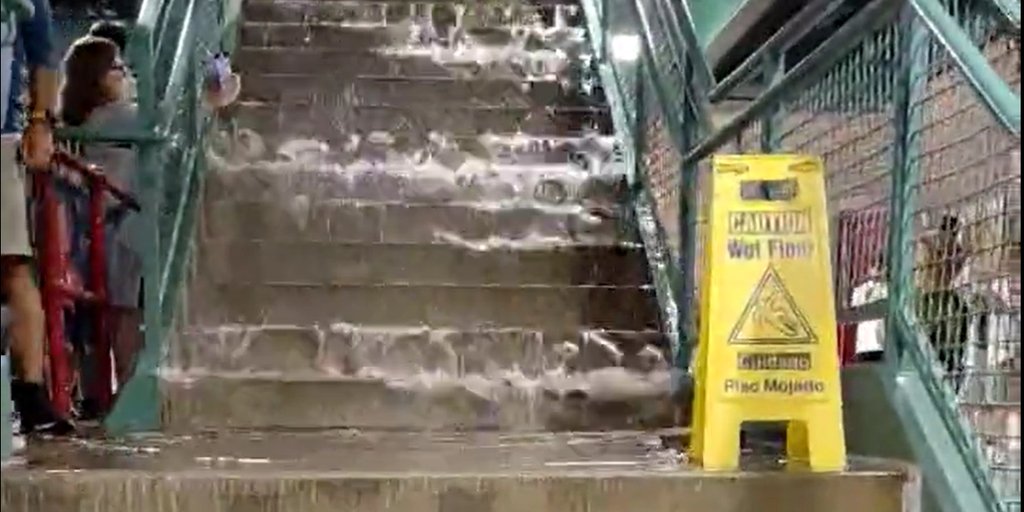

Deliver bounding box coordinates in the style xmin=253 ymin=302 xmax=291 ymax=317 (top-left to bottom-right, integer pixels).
xmin=776 ymin=22 xmax=900 ymax=313
xmin=640 ymin=91 xmax=682 ymax=257
xmin=632 ymin=0 xmax=693 ymax=260
xmin=907 ymin=27 xmax=1021 ymax=510
xmin=636 ymin=0 xmax=688 ymax=102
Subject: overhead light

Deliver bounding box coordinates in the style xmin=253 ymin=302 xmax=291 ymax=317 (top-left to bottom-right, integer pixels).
xmin=610 ymin=34 xmax=641 ymax=62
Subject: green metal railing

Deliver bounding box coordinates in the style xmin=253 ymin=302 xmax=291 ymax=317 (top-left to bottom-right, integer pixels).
xmin=581 ymin=0 xmax=1019 ymax=510
xmin=73 ymin=0 xmax=227 ymax=432
xmin=0 ymin=0 xmax=223 ymax=457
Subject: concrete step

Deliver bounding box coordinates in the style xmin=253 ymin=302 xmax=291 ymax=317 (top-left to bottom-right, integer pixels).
xmin=229 ymin=101 xmax=612 ymax=139
xmin=187 ymin=283 xmax=659 ymax=330
xmin=159 ymin=371 xmax=674 ymax=431
xmin=198 ymin=241 xmax=648 ymax=287
xmin=241 ymin=74 xmax=584 ymax=108
xmin=240 ymin=22 xmax=401 ymax=50
xmin=352 ymin=76 xmax=600 ymax=109
xmin=0 ymin=431 xmax=914 ymax=512
xmin=204 ymin=165 xmax=626 ymax=210
xmin=233 ymin=45 xmax=589 ymax=85
xmin=235 ymin=47 xmax=451 ymax=76
xmin=242 ymin=0 xmax=582 ymax=27
xmin=169 ymin=324 xmax=668 ymax=375
xmin=201 ymin=200 xmax=638 ymax=245
xmin=238 ymin=21 xmax=588 ymax=50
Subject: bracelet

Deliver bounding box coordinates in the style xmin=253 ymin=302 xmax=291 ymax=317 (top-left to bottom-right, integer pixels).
xmin=26 ymin=110 xmax=55 ymax=127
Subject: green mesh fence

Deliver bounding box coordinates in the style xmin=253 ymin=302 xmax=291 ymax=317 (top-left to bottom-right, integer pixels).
xmin=582 ymin=0 xmax=1019 ymax=508
xmin=905 ymin=17 xmax=1019 ymax=509
xmin=695 ymin=13 xmax=1019 ymax=510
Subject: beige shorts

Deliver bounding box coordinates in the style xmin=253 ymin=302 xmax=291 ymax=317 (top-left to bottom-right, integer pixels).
xmin=1 ymin=134 xmax=32 ymax=257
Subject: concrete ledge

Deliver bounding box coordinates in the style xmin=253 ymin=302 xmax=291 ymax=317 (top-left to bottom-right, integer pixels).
xmin=1 ymin=470 xmax=911 ymax=512
xmin=2 ymin=431 xmax=915 ymax=512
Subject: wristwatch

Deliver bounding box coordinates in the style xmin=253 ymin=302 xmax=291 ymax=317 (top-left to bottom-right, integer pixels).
xmin=26 ymin=110 xmax=56 ymax=127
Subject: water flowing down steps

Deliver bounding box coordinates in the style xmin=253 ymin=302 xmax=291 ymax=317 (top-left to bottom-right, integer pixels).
xmin=1 ymin=1 xmax=917 ymax=510
xmin=179 ymin=0 xmax=660 ymax=433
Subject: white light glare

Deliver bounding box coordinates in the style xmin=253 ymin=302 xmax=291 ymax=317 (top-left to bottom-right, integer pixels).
xmin=610 ymin=34 xmax=641 ymax=62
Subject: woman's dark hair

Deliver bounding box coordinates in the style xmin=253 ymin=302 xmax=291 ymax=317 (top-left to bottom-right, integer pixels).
xmin=88 ymin=20 xmax=128 ymax=53
xmin=60 ymin=36 xmax=120 ymax=127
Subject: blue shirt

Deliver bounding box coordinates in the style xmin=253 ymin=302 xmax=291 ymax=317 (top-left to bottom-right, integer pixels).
xmin=1 ymin=0 xmax=55 ymax=134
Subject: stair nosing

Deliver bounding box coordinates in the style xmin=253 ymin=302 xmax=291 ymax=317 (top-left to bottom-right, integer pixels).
xmin=242 ymin=0 xmax=573 ymax=6
xmin=205 ymin=282 xmax=653 ymax=291
xmin=353 ymin=74 xmax=562 ymax=84
xmin=199 ymin=238 xmax=643 ymax=250
xmin=199 ymin=239 xmax=640 ymax=251
xmin=242 ymin=20 xmax=389 ymax=28
xmin=161 ymin=369 xmax=670 ymax=384
xmin=209 ymin=162 xmax=617 ymax=173
xmin=204 ymin=198 xmax=618 ymax=208
xmin=179 ymin=323 xmax=665 ymax=335
xmin=236 ymin=100 xmax=607 ymax=113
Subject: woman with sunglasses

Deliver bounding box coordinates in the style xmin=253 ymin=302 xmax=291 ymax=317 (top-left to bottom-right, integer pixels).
xmin=59 ymin=35 xmax=142 ymax=410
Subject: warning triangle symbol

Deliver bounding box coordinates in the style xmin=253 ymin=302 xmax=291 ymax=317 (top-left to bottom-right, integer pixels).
xmin=728 ymin=265 xmax=817 ymax=345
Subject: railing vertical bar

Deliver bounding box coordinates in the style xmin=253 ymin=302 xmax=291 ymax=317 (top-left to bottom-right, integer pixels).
xmin=87 ymin=178 xmax=113 ymax=412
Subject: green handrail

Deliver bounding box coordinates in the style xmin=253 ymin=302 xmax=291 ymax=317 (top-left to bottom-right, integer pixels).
xmin=982 ymin=0 xmax=1021 ymax=30
xmin=708 ymin=0 xmax=847 ymax=102
xmin=97 ymin=0 xmax=225 ymax=433
xmin=684 ymin=0 xmax=903 ymax=165
xmin=909 ymin=0 xmax=1020 ymax=135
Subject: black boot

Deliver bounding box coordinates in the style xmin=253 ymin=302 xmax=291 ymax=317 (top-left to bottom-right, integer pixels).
xmin=11 ymin=381 xmax=75 ymax=435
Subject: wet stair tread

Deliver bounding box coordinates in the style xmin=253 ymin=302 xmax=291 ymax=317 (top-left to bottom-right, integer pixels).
xmin=200 ymin=200 xmax=638 ymax=245
xmin=234 ymin=46 xmax=455 ymax=75
xmin=159 ymin=370 xmax=676 ymax=431
xmin=230 ymin=101 xmax=612 ymax=138
xmin=189 ymin=281 xmax=660 ymax=330
xmin=197 ymin=240 xmax=649 ymax=287
xmin=170 ymin=323 xmax=670 ymax=375
xmin=203 ymin=164 xmax=626 ymax=204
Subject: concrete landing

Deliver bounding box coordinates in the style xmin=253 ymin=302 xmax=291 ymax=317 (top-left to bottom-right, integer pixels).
xmin=2 ymin=431 xmax=915 ymax=512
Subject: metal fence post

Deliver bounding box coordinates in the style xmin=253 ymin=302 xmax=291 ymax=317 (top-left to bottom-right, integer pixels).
xmin=886 ymin=6 xmax=928 ymax=374
xmin=676 ymin=58 xmax=699 ymax=379
xmin=760 ymin=50 xmax=785 ymax=152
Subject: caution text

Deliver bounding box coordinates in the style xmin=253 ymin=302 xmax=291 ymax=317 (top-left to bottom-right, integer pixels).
xmin=728 ymin=210 xmax=811 ymax=235
xmin=737 ymin=352 xmax=811 ymax=371
xmin=727 ymin=238 xmax=814 ymax=260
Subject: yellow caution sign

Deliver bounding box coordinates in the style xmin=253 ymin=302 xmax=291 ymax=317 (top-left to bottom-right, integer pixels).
xmin=689 ymin=154 xmax=846 ymax=472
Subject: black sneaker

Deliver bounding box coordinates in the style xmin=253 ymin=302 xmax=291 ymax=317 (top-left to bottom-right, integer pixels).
xmin=11 ymin=381 xmax=75 ymax=436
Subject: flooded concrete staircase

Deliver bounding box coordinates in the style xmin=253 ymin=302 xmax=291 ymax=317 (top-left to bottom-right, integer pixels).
xmin=1 ymin=2 xmax=915 ymax=511
xmin=164 ymin=0 xmax=677 ymax=432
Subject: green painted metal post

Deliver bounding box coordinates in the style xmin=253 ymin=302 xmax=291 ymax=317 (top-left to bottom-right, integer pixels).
xmin=675 ymin=58 xmax=699 ymax=382
xmin=104 ymin=14 xmax=163 ymax=432
xmin=885 ymin=9 xmax=927 ymax=375
xmin=759 ymin=51 xmax=784 ymax=153
xmin=633 ymin=63 xmax=645 ymax=160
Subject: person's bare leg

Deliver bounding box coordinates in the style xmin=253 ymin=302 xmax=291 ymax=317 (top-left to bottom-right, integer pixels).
xmin=0 ymin=256 xmax=45 ymax=384
xmin=2 ymin=256 xmax=72 ymax=434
